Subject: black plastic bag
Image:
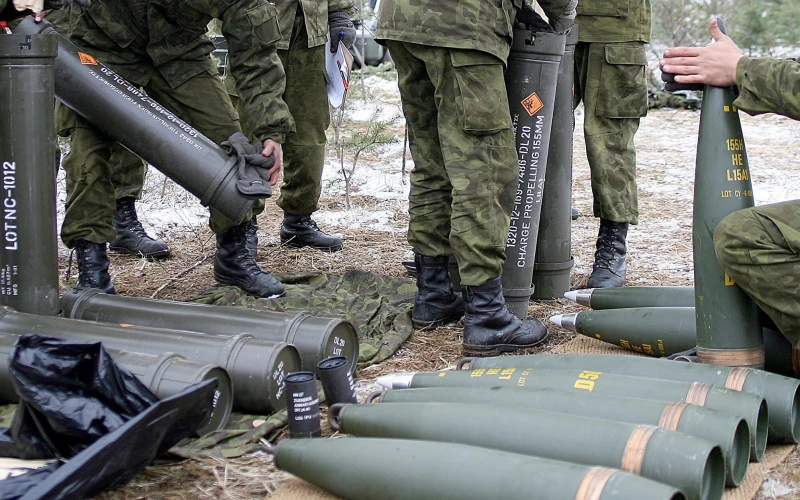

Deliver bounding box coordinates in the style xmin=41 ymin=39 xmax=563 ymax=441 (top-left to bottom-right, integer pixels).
xmin=0 ymin=335 xmax=158 ymax=459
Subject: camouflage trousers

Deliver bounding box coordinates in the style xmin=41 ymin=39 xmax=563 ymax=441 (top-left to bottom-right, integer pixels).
xmin=57 ymin=70 xmax=264 ymax=247
xmin=714 ymin=200 xmax=800 ymax=348
xmin=574 ymin=41 xmax=648 ymax=224
xmin=230 ymin=13 xmax=329 ymax=216
xmin=388 ymin=41 xmax=517 ymax=286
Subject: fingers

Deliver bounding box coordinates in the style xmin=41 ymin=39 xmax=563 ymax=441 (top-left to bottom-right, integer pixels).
xmin=262 ymin=140 xmax=282 ymax=186
xmin=708 ymin=19 xmax=726 ymax=42
xmin=662 ymin=46 xmax=704 ymax=58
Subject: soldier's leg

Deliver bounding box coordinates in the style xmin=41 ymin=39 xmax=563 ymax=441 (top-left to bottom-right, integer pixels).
xmin=580 ymin=41 xmax=648 ymax=288
xmin=56 ymin=102 xmax=117 ymax=294
xmin=106 ymin=144 xmax=170 ymax=258
xmin=714 ymin=201 xmax=800 ymax=347
xmin=395 ymin=42 xmax=548 ymax=352
xmin=144 ymin=71 xmax=280 ymax=298
xmin=387 ymin=41 xmax=464 ymax=329
xmin=275 ymin=14 xmax=341 ymax=252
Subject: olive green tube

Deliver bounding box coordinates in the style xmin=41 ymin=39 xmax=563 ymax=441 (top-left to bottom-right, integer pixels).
xmin=0 ymin=306 xmax=300 ymax=413
xmin=468 ymin=352 xmax=799 ymax=444
xmin=377 ymin=387 xmax=749 ymax=486
xmin=566 ymin=286 xmax=694 ymax=310
xmin=693 ymin=82 xmax=762 ymax=368
xmin=531 ymin=26 xmax=578 ymax=301
xmin=551 ymin=307 xmax=696 ymax=356
xmin=378 ymin=367 xmax=767 ymax=461
xmin=60 ymin=287 xmax=358 ymax=376
xmin=274 ymin=437 xmax=687 ymax=500
xmin=104 ymin=349 xmax=232 ymax=435
xmin=502 ymin=30 xmax=565 ymax=318
xmin=0 ymin=34 xmax=59 ymax=316
xmin=331 ymin=402 xmax=724 ymax=500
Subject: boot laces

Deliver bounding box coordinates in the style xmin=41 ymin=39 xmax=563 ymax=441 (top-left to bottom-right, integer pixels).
xmin=232 ymin=239 xmax=264 ymax=275
xmin=119 ymin=204 xmax=150 ymax=239
xmin=594 ymin=226 xmax=621 ymax=270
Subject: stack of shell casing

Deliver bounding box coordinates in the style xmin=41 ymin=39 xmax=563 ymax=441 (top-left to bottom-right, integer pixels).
xmin=289 ymin=352 xmax=798 ymax=499
xmin=558 ymin=286 xmax=799 ymax=377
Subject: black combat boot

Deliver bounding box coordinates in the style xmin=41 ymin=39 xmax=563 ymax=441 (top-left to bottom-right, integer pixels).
xmin=74 ymin=238 xmax=117 ymax=294
xmin=110 ymin=197 xmax=170 ymax=258
xmin=412 ymin=254 xmax=465 ymax=329
xmin=214 ymin=222 xmax=285 ymax=298
xmin=462 ymin=277 xmax=548 ymax=355
xmin=280 ymin=213 xmax=343 ymax=252
xmin=245 ymin=215 xmax=259 ymax=259
xmin=587 ymin=218 xmax=629 ymax=288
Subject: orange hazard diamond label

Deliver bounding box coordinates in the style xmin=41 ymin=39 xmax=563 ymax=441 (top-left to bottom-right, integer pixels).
xmin=521 ymin=92 xmax=544 ymax=116
xmin=78 ymin=52 xmax=98 ymax=65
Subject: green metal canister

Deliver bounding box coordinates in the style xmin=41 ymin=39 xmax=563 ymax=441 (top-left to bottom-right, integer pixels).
xmin=0 ymin=33 xmax=59 ymax=315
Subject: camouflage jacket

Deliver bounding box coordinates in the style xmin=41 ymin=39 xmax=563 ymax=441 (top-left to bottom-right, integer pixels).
xmin=273 ymin=0 xmax=354 ymax=51
xmin=375 ymin=0 xmax=574 ymax=64
xmin=64 ymin=0 xmax=293 ymax=143
xmin=735 ymin=57 xmax=800 ymax=121
xmin=576 ymin=0 xmax=651 ymax=43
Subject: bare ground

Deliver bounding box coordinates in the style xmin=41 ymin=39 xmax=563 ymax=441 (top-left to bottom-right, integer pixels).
xmin=49 ymin=75 xmax=800 ymax=499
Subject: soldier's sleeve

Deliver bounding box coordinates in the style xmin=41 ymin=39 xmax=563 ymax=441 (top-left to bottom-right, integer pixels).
xmin=734 ymin=56 xmax=800 ymax=121
xmin=533 ymin=0 xmax=576 ymax=24
xmin=220 ymin=0 xmax=294 ymax=143
xmin=328 ymin=0 xmax=355 ymax=14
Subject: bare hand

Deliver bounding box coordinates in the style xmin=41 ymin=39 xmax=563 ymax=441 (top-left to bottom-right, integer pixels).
xmin=660 ymin=19 xmax=742 ymax=87
xmin=261 ymin=139 xmax=282 ymax=186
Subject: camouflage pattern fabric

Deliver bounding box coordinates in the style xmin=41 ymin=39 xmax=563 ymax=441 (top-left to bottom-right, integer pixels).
xmin=714 ymin=201 xmax=800 ymax=349
xmin=376 ymin=0 xmax=575 ymax=64
xmin=574 ymin=41 xmax=647 ymax=224
xmin=576 ymin=0 xmax=651 ymax=44
xmin=57 ymin=69 xmax=264 ymax=246
xmin=109 ymin=144 xmax=147 ymax=200
xmin=194 ymin=270 xmax=416 ymax=365
xmin=273 ymin=0 xmax=355 ymax=52
xmin=61 ymin=0 xmax=293 ymax=143
xmin=387 ymin=41 xmax=517 ymax=286
xmin=734 ymin=57 xmax=800 ymax=120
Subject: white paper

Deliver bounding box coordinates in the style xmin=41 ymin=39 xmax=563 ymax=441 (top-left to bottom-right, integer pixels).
xmin=326 ymin=38 xmax=350 ymax=109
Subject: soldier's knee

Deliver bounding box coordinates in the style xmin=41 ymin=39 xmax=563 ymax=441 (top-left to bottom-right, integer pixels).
xmin=713 ymin=209 xmax=754 ymax=266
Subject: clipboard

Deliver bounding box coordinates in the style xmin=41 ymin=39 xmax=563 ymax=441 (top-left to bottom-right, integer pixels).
xmin=326 ymin=38 xmax=354 ymax=109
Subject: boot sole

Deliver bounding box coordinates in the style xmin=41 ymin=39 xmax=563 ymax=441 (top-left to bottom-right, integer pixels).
xmin=281 ymin=239 xmax=343 ymax=252
xmin=462 ymin=332 xmax=550 ymax=357
xmin=412 ymin=315 xmax=464 ymax=330
xmin=109 ymin=246 xmax=171 ymax=259
xmin=213 ymin=272 xmax=286 ymax=299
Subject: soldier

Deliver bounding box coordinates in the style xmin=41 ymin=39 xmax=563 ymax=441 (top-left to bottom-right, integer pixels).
xmin=52 ymin=1 xmax=292 ymax=297
xmin=210 ymin=3 xmax=355 ymax=256
xmin=376 ymin=0 xmax=576 ymax=355
xmin=661 ymin=20 xmax=800 ymax=349
xmin=574 ymin=0 xmax=651 ymax=288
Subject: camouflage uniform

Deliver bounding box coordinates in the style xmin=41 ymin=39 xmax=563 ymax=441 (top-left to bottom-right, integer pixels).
xmin=376 ymin=0 xmax=570 ymax=286
xmin=213 ymin=1 xmax=354 ymax=216
xmin=574 ymin=0 xmax=651 ymax=224
xmin=713 ymin=57 xmax=800 ymax=347
xmin=55 ymin=0 xmax=293 ymax=247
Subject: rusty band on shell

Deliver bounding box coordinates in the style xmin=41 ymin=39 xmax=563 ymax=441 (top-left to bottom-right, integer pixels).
xmin=696 ymin=347 xmax=765 ymax=366
xmin=793 ymin=348 xmax=800 ymax=377
xmin=575 ymin=467 xmax=617 ymax=500
xmin=685 ymin=382 xmax=712 ymax=407
xmin=621 ymin=425 xmax=657 ymax=475
xmin=725 ymin=367 xmax=752 ymax=392
xmin=658 ymin=402 xmax=689 ymax=431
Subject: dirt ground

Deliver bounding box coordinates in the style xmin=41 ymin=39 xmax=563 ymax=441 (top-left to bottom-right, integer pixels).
xmin=45 ymin=71 xmax=800 ymax=498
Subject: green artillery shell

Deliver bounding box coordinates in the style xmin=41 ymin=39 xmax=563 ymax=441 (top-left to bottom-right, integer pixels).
xmin=275 ymin=437 xmax=686 ymax=500
xmin=693 ymin=83 xmax=763 ymax=368
xmin=0 ymin=34 xmax=59 ymax=315
xmin=13 ymin=17 xmax=254 ymax=224
xmin=332 ymin=402 xmax=724 ymax=500
xmin=378 ymin=386 xmax=749 ymax=486
xmin=502 ymin=30 xmax=565 ymax=317
xmin=60 ymin=287 xmax=358 ymax=376
xmin=0 ymin=307 xmax=300 ymax=413
xmin=551 ymin=307 xmax=697 ymax=356
xmin=532 ymin=26 xmax=578 ymax=301
xmin=469 ymin=352 xmax=799 ymax=444
xmin=379 ymin=367 xmax=767 ymax=461
xmin=565 ymin=287 xmax=694 ymax=309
